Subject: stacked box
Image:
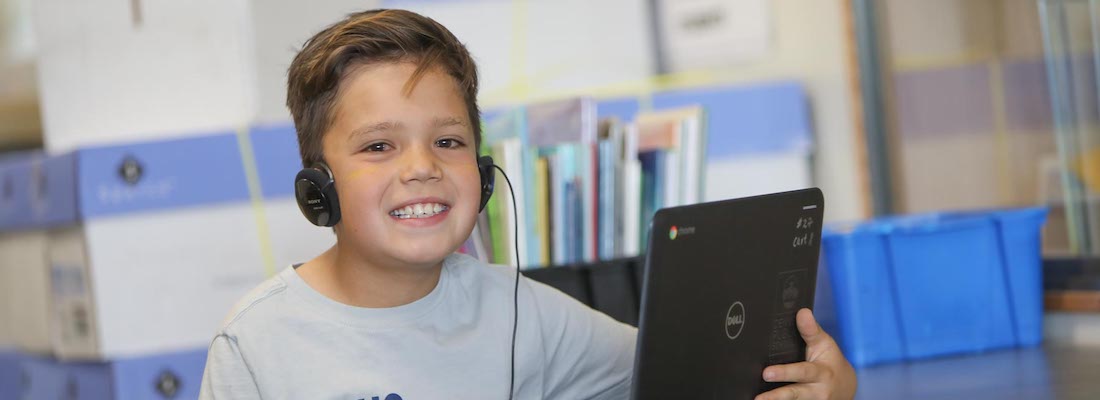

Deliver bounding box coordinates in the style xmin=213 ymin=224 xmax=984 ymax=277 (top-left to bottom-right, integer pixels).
xmin=0 ymin=151 xmax=69 ymax=355
xmin=48 ymin=132 xmax=269 ymax=360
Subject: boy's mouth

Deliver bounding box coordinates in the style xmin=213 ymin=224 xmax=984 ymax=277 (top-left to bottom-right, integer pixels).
xmin=389 ymin=201 xmax=451 ymax=219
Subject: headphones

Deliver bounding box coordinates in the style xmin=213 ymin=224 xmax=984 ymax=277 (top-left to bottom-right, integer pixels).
xmin=294 ymin=155 xmax=496 ymax=227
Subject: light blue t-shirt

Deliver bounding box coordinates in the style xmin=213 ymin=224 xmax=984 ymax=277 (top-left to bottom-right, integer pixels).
xmin=199 ymin=252 xmax=637 ymax=399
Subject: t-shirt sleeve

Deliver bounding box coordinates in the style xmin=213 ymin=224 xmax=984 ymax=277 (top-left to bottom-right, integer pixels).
xmin=530 ymin=279 xmax=638 ymax=400
xmin=199 ymin=334 xmax=262 ymax=400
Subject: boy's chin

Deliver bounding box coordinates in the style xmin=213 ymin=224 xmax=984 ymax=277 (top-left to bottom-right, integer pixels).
xmin=387 ymin=243 xmax=457 ymax=267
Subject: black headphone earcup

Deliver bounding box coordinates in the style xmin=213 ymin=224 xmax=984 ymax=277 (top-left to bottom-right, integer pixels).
xmin=478 ymin=156 xmax=495 ymax=213
xmin=294 ymin=166 xmax=341 ymax=227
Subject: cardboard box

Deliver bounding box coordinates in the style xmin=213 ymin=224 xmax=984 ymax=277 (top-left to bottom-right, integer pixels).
xmin=49 ymin=132 xmax=268 ymax=359
xmin=0 ymin=155 xmax=27 ymax=351
xmin=33 ymin=0 xmax=256 ymax=153
xmin=0 ymin=151 xmax=73 ymax=355
xmin=1 ymin=231 xmax=54 ymax=354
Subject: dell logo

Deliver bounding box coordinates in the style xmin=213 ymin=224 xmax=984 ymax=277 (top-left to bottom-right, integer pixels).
xmin=725 ymin=301 xmax=746 ymax=340
xmin=726 ymin=314 xmax=743 ymax=326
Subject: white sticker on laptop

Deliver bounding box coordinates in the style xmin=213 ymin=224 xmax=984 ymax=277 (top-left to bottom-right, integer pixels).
xmin=768 ymin=269 xmax=808 ymax=363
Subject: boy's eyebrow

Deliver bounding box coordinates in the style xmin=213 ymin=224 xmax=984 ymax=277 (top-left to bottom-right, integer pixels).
xmin=348 ymin=120 xmax=398 ymax=143
xmin=433 ymin=116 xmax=467 ymax=128
xmin=348 ymin=117 xmax=467 ymax=143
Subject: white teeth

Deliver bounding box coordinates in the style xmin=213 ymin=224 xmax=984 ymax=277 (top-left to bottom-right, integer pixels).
xmin=390 ymin=202 xmax=449 ymax=219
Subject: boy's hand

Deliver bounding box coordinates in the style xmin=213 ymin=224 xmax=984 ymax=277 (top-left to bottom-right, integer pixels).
xmin=755 ymin=309 xmax=857 ymax=400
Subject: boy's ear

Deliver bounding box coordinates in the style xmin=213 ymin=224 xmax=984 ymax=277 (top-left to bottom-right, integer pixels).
xmin=477 ymin=156 xmax=495 ymax=213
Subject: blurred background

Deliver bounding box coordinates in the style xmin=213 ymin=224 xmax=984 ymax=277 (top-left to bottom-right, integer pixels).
xmin=1 ymin=0 xmax=1098 ymax=399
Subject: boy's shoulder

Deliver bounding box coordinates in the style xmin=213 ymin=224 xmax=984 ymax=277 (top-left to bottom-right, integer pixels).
xmin=448 ymin=252 xmax=516 ymax=285
xmin=449 ymin=252 xmax=589 ymax=314
xmin=210 ymin=253 xmax=569 ymax=337
xmin=215 ymin=269 xmax=292 ymax=335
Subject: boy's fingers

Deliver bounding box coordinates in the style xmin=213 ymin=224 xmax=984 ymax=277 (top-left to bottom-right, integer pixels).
xmin=796 ymin=308 xmax=834 ymax=349
xmin=754 ymin=383 xmax=818 ymax=400
xmin=763 ymin=361 xmax=827 ymax=383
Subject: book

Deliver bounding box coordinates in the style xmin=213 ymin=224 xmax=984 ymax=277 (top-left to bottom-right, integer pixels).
xmin=598 ymin=119 xmax=620 ymax=260
xmin=636 ymin=106 xmax=707 ymax=208
xmin=527 ymin=98 xmax=599 ymax=265
xmin=495 ymin=137 xmax=526 ymax=267
xmin=534 ymin=157 xmax=551 ymax=266
xmin=621 ymin=123 xmax=642 ymax=257
xmin=477 ymin=101 xmax=706 ymax=264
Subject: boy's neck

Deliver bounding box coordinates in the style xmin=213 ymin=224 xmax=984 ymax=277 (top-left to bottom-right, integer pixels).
xmin=296 ymin=244 xmax=445 ymax=308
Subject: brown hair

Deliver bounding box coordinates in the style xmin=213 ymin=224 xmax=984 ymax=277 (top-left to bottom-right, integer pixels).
xmin=286 ymin=9 xmax=481 ymax=167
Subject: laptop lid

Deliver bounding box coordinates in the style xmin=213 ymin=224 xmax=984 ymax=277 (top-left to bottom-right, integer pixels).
xmin=632 ymin=188 xmax=825 ymax=399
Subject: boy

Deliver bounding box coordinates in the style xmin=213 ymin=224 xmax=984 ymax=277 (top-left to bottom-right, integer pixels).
xmin=200 ymin=9 xmax=856 ymax=400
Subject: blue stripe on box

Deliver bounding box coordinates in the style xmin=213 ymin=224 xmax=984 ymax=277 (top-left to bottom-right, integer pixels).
xmin=0 ymin=151 xmax=37 ymax=231
xmin=0 ymin=151 xmax=74 ymax=230
xmin=35 ymin=153 xmax=79 ymax=227
xmin=96 ymin=349 xmax=207 ymax=400
xmin=597 ymin=97 xmax=640 ymax=122
xmin=63 ymin=361 xmax=113 ymax=399
xmin=0 ymin=350 xmax=20 ymax=400
xmin=20 ymin=355 xmax=66 ymax=400
xmin=17 ymin=348 xmax=208 ymax=400
xmin=77 ymin=132 xmax=251 ymax=218
xmin=250 ymin=123 xmax=302 ymax=199
xmin=651 ymin=81 xmax=812 ymax=158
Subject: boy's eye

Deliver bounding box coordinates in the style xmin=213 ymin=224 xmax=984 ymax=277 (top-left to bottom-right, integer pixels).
xmin=363 ymin=142 xmax=391 ymax=152
xmin=436 ymin=138 xmax=465 ymax=149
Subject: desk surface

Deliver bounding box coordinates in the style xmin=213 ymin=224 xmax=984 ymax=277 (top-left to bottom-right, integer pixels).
xmin=855 ymin=344 xmax=1100 ymax=399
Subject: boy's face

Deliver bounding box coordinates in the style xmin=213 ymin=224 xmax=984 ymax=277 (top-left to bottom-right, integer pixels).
xmin=322 ymin=62 xmax=480 ymax=268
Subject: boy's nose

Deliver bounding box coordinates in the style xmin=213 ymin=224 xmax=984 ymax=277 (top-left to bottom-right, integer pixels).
xmin=399 ymin=144 xmax=443 ymax=183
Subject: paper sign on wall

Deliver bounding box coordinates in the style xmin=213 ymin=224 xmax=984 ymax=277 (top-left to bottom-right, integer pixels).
xmin=657 ymin=0 xmax=771 ymax=73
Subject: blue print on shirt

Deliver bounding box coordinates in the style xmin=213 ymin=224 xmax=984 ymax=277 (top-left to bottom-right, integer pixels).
xmin=360 ymin=394 xmax=402 ymax=400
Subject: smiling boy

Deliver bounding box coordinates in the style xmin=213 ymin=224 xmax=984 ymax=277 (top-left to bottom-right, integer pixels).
xmin=199 ymin=9 xmax=856 ymax=400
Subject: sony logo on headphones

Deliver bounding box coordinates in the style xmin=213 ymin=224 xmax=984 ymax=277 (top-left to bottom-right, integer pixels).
xmin=307 ymin=199 xmax=322 ymax=205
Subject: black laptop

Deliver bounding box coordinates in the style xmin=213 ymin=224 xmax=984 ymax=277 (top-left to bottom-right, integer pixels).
xmin=631 ymin=188 xmax=825 ymax=399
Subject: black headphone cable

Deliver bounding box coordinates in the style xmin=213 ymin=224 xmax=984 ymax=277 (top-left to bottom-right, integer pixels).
xmin=491 ymin=164 xmax=520 ymax=400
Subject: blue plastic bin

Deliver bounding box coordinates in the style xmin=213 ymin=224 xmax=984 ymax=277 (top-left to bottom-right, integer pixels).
xmin=816 ymin=207 xmax=1047 ymax=368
